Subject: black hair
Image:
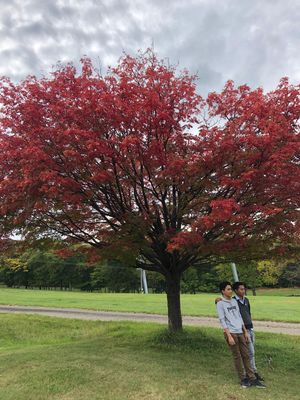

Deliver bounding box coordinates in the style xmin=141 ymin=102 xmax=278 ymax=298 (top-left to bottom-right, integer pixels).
xmin=232 ymin=281 xmax=246 ymax=292
xmin=219 ymin=281 xmax=232 ymax=292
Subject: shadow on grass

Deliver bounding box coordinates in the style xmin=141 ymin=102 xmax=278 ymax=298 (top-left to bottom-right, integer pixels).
xmin=89 ymin=321 xmax=300 ymax=374
xmin=144 ymin=325 xmax=300 ymax=375
xmin=149 ymin=327 xmax=225 ymax=353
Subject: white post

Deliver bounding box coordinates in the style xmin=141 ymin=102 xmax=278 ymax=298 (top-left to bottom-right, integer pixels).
xmin=140 ymin=268 xmax=143 ymax=293
xmin=230 ymin=262 xmax=239 ymax=282
xmin=142 ymin=269 xmax=148 ymax=294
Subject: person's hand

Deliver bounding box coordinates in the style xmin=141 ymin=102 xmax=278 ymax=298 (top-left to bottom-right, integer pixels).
xmin=244 ymin=332 xmax=250 ymax=343
xmin=228 ymin=335 xmax=235 ymax=346
xmin=214 ymin=297 xmax=222 ymax=304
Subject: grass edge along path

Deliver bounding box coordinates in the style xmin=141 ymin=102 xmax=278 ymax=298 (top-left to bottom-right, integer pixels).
xmin=0 ymin=288 xmax=299 ymax=323
xmin=1 ymin=305 xmax=300 ymax=335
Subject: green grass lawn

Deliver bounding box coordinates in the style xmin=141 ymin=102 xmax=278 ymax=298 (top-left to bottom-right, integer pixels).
xmin=0 ymin=287 xmax=300 ymax=323
xmin=255 ymin=287 xmax=300 ymax=296
xmin=0 ymin=314 xmax=299 ymax=400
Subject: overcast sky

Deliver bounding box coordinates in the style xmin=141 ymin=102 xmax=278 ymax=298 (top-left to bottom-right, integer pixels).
xmin=0 ymin=0 xmax=299 ymax=95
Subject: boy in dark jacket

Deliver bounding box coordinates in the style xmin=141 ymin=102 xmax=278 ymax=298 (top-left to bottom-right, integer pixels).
xmin=232 ymin=281 xmax=264 ymax=381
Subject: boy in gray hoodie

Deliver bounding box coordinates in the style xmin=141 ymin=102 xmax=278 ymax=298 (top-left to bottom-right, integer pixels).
xmin=216 ymin=281 xmax=264 ymax=381
xmin=216 ymin=281 xmax=266 ymax=388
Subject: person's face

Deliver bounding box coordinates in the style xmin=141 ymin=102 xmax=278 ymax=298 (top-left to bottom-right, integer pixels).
xmin=235 ymin=285 xmax=246 ymax=298
xmin=222 ymin=285 xmax=232 ymax=298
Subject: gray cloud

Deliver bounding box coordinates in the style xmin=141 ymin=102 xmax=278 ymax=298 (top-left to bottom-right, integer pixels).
xmin=0 ymin=0 xmax=299 ymax=94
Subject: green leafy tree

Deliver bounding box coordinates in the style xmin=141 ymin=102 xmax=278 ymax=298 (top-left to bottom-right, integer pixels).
xmin=257 ymin=260 xmax=285 ymax=286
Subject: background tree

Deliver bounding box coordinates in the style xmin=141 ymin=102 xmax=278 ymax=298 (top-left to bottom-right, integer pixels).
xmin=279 ymin=262 xmax=300 ymax=287
xmin=257 ymin=260 xmax=285 ymax=287
xmin=0 ymin=256 xmax=28 ymax=288
xmin=0 ymin=50 xmax=300 ymax=331
xmin=216 ymin=261 xmax=262 ymax=295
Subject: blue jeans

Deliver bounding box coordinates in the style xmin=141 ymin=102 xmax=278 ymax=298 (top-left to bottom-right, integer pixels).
xmin=247 ymin=328 xmax=257 ymax=373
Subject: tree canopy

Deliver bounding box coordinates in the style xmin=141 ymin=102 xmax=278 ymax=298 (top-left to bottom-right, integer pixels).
xmin=1 ymin=49 xmax=300 ymax=330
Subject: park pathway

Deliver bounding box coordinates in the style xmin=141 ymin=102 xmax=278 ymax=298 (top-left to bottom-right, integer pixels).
xmin=0 ymin=304 xmax=299 ymax=335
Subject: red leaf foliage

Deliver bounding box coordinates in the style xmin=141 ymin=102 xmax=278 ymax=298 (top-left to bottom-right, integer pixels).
xmin=0 ymin=50 xmax=300 ymax=274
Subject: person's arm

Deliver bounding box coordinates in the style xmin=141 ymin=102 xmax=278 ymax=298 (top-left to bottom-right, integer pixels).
xmin=247 ymin=298 xmax=252 ymax=317
xmin=214 ymin=297 xmax=222 ymax=305
xmin=216 ymin=302 xmax=235 ymax=346
xmin=236 ymin=300 xmax=250 ymax=342
xmin=224 ymin=328 xmax=236 ymax=345
xmin=242 ymin=324 xmax=250 ymax=342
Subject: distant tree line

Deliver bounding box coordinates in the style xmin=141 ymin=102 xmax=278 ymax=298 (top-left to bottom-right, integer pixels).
xmin=0 ymin=247 xmax=299 ymax=292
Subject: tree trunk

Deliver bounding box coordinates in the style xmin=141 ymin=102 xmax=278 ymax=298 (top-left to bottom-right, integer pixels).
xmin=166 ymin=273 xmax=182 ymax=332
xmin=252 ymin=287 xmax=257 ymax=296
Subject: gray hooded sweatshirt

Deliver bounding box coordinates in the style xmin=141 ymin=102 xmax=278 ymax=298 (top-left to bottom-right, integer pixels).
xmin=216 ymin=297 xmax=244 ymax=334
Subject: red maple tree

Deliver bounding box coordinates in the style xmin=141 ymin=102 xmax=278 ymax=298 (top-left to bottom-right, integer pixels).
xmin=0 ymin=50 xmax=300 ymax=331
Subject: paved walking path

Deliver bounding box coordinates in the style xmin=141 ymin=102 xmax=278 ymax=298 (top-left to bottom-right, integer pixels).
xmin=1 ymin=305 xmax=299 ymax=335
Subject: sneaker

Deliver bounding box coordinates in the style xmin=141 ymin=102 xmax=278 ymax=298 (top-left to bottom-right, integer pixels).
xmin=255 ymin=372 xmax=264 ymax=381
xmin=250 ymin=379 xmax=266 ymax=389
xmin=240 ymin=378 xmax=251 ymax=388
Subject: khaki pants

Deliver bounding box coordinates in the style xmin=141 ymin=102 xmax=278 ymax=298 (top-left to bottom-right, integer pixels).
xmin=226 ymin=333 xmax=256 ymax=381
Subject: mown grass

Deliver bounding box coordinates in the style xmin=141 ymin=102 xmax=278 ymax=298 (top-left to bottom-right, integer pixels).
xmin=0 ymin=287 xmax=300 ymax=322
xmin=0 ymin=314 xmax=299 ymax=400
xmin=255 ymin=287 xmax=300 ymax=296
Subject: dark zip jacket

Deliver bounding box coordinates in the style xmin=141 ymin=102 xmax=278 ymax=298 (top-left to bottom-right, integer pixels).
xmin=233 ymin=295 xmax=253 ymax=329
